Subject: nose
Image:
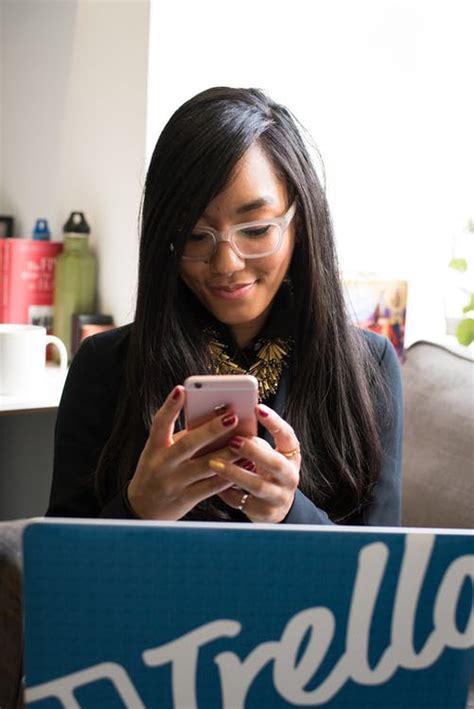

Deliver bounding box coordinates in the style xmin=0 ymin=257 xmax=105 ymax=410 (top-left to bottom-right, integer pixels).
xmin=209 ymin=241 xmax=246 ymax=275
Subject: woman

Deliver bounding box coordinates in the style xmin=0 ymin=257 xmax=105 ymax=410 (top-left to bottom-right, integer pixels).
xmin=47 ymin=87 xmax=402 ymax=525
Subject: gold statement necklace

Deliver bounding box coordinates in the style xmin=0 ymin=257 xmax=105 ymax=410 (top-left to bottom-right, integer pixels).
xmin=206 ymin=328 xmax=293 ymax=400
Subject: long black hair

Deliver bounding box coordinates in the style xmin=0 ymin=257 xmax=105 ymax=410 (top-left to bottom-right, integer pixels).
xmin=96 ymin=87 xmax=386 ymax=521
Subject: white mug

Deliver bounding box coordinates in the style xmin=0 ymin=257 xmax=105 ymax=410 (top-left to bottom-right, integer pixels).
xmin=0 ymin=324 xmax=67 ymax=398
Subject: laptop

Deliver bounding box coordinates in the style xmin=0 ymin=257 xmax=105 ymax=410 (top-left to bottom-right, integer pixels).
xmin=22 ymin=520 xmax=474 ymax=708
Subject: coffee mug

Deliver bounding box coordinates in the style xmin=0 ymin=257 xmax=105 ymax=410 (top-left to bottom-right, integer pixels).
xmin=0 ymin=324 xmax=67 ymax=398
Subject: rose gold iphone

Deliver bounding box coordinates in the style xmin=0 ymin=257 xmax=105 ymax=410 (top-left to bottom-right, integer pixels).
xmin=184 ymin=374 xmax=258 ymax=456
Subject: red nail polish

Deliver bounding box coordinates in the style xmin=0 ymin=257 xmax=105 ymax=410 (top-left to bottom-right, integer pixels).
xmin=244 ymin=461 xmax=256 ymax=471
xmin=229 ymin=436 xmax=243 ymax=449
xmin=172 ymin=386 xmax=181 ymax=401
xmin=222 ymin=414 xmax=236 ymax=428
xmin=257 ymin=405 xmax=269 ymax=417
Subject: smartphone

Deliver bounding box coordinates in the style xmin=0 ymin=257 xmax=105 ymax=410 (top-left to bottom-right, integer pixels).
xmin=184 ymin=374 xmax=258 ymax=456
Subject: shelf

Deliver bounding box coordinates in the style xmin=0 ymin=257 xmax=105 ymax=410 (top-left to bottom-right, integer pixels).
xmin=0 ymin=366 xmax=67 ymax=414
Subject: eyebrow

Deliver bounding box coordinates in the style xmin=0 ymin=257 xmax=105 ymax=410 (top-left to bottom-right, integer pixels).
xmin=235 ymin=197 xmax=276 ymax=215
xmin=201 ymin=196 xmax=277 ymax=221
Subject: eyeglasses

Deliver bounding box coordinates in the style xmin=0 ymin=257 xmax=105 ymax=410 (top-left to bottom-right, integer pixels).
xmin=180 ymin=202 xmax=296 ymax=261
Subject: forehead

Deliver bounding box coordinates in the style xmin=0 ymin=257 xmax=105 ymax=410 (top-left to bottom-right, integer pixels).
xmin=203 ymin=144 xmax=288 ymax=218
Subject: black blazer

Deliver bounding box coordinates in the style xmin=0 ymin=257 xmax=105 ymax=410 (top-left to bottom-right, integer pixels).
xmin=47 ymin=326 xmax=403 ymax=525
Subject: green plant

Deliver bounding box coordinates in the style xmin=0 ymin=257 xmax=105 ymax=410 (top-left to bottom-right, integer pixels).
xmin=449 ymin=219 xmax=474 ymax=346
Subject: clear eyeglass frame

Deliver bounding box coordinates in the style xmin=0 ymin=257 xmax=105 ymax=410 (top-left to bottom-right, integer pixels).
xmin=180 ymin=202 xmax=297 ymax=261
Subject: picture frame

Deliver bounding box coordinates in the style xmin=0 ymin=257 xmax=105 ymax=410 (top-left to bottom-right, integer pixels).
xmin=71 ymin=314 xmax=115 ymax=356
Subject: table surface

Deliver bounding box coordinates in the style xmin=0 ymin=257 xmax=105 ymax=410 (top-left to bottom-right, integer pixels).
xmin=0 ymin=366 xmax=66 ymax=414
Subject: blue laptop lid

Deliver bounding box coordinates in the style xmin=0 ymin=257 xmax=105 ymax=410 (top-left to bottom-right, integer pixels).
xmin=23 ymin=521 xmax=473 ymax=708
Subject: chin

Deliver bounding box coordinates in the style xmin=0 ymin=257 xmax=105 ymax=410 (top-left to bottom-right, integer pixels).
xmin=209 ymin=306 xmax=261 ymax=326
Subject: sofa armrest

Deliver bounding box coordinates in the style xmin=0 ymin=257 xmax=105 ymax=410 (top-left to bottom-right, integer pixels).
xmin=402 ymin=340 xmax=474 ymax=528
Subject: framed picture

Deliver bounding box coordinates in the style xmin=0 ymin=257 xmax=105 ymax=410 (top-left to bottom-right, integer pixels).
xmin=344 ymin=278 xmax=408 ymax=360
xmin=71 ymin=314 xmax=115 ymax=356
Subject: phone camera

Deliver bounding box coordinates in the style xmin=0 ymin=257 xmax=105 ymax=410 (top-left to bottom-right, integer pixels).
xmin=194 ymin=382 xmax=203 ymax=389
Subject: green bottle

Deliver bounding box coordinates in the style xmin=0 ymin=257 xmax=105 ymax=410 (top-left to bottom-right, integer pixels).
xmin=53 ymin=211 xmax=96 ymax=361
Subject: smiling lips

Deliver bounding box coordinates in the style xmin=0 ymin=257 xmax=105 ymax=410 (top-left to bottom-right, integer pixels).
xmin=208 ymin=282 xmax=256 ymax=300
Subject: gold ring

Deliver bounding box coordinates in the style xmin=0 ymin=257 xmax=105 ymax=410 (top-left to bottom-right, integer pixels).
xmin=277 ymin=446 xmax=300 ymax=459
xmin=237 ymin=492 xmax=250 ymax=511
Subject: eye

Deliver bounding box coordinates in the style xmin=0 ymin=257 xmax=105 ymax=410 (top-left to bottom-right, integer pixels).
xmin=238 ymin=225 xmax=271 ymax=238
xmin=187 ymin=231 xmax=210 ymax=243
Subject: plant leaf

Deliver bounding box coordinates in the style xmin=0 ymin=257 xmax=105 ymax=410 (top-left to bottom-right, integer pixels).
xmin=462 ymin=293 xmax=474 ymax=314
xmin=449 ymin=258 xmax=468 ymax=272
xmin=456 ymin=318 xmax=474 ymax=346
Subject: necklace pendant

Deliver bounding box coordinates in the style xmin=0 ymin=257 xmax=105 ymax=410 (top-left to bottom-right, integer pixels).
xmin=206 ymin=328 xmax=293 ymax=401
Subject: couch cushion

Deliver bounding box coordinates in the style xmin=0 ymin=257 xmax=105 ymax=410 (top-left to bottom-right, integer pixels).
xmin=402 ymin=341 xmax=474 ymax=528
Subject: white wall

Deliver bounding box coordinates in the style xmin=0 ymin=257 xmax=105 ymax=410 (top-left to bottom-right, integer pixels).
xmin=0 ymin=0 xmax=150 ymax=325
xmin=147 ymin=0 xmax=474 ymax=347
xmin=2 ymin=0 xmax=472 ymax=340
xmin=0 ymin=1 xmax=4 ymax=203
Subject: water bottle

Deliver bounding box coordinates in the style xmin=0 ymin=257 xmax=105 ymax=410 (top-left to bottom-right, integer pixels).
xmin=53 ymin=212 xmax=96 ymax=361
xmin=32 ymin=218 xmax=51 ymax=240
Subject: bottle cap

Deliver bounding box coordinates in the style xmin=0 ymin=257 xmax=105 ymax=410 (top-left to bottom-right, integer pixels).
xmin=32 ymin=219 xmax=50 ymax=241
xmin=63 ymin=211 xmax=90 ymax=234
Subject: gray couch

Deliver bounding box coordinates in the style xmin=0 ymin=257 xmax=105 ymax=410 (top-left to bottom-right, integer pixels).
xmin=1 ymin=340 xmax=473 ymax=708
xmin=402 ymin=340 xmax=473 ymax=528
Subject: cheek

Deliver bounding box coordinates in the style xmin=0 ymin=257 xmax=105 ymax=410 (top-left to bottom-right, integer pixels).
xmin=262 ymin=243 xmax=294 ymax=283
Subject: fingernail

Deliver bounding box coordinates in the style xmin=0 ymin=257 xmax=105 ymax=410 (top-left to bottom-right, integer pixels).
xmin=222 ymin=414 xmax=236 ymax=428
xmin=257 ymin=405 xmax=269 ymax=417
xmin=209 ymin=458 xmax=226 ymax=472
xmin=229 ymin=436 xmax=243 ymax=449
xmin=243 ymin=461 xmax=256 ymax=471
xmin=235 ymin=458 xmax=253 ymax=469
xmin=172 ymin=386 xmax=181 ymax=401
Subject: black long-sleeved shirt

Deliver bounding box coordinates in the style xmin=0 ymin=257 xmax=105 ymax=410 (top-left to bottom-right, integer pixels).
xmin=46 ymin=325 xmax=403 ymax=525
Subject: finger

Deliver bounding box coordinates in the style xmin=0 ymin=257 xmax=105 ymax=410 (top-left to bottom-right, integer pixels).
xmin=189 ymin=441 xmax=254 ymax=468
xmin=219 ymin=487 xmax=253 ymax=513
xmin=227 ymin=435 xmax=299 ymax=485
xmin=256 ymin=404 xmax=300 ymax=460
xmin=208 ymin=458 xmax=274 ymax=499
xmin=218 ymin=483 xmax=293 ymax=524
xmin=208 ymin=451 xmax=256 ymax=490
xmin=171 ymin=448 xmax=252 ymax=489
xmin=147 ymin=385 xmax=185 ymax=449
xmin=218 ymin=484 xmax=277 ymax=509
xmin=187 ymin=474 xmax=234 ymax=507
xmin=170 ymin=412 xmax=239 ymax=464
xmin=217 ymin=474 xmax=282 ymax=510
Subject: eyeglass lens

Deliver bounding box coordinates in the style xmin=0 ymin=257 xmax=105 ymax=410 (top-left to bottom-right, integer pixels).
xmin=183 ymin=222 xmax=282 ymax=259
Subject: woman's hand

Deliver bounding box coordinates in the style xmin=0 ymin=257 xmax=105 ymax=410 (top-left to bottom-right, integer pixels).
xmin=212 ymin=403 xmax=301 ymax=523
xmin=127 ymin=386 xmax=241 ymax=520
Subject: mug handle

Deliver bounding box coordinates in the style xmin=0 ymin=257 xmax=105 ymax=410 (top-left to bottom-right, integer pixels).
xmin=46 ymin=335 xmax=68 ymax=373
